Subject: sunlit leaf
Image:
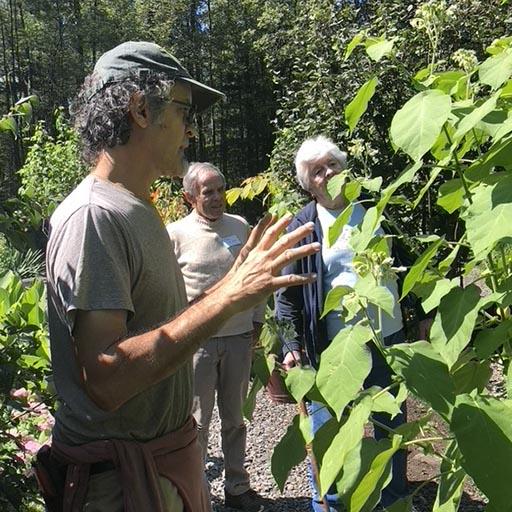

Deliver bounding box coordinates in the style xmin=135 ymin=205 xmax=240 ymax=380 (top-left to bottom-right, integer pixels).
xmin=322 ymin=285 xmax=352 ymax=317
xmin=479 ymin=48 xmax=512 ymax=90
xmin=400 ymin=239 xmax=443 ymax=300
xmin=316 ymin=325 xmax=373 ymax=419
xmin=345 ymin=31 xmax=366 ymax=60
xmin=390 ymin=90 xmax=452 ymax=162
xmin=285 ymin=366 xmax=316 ymax=403
xmin=453 ymin=93 xmax=499 ymax=140
xmin=364 ymin=37 xmax=394 ymax=62
xmin=318 ymin=398 xmax=372 ymax=496
xmin=437 ymin=179 xmax=465 ymax=213
xmin=430 ymin=285 xmax=482 ymax=369
xmin=345 ymin=77 xmax=379 ymax=134
xmin=464 ymin=176 xmax=512 ymax=259
xmin=350 ymin=435 xmax=402 ymax=512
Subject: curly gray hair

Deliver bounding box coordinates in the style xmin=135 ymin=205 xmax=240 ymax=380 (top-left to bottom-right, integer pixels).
xmin=70 ymin=70 xmax=175 ymax=164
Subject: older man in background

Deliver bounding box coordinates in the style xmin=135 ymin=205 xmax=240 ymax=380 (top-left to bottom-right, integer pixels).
xmin=167 ymin=162 xmax=267 ymax=512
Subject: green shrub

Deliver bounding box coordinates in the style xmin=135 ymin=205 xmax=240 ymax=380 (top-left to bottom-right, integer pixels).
xmin=17 ymin=109 xmax=86 ymax=219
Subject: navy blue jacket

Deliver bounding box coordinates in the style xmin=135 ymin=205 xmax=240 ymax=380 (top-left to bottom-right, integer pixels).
xmin=275 ymin=200 xmax=422 ymax=368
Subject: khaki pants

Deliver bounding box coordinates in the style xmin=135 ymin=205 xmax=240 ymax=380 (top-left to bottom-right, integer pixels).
xmin=192 ymin=332 xmax=253 ymax=496
xmin=84 ymin=470 xmax=185 ymax=511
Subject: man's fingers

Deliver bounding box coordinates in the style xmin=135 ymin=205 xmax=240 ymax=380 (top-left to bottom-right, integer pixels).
xmin=271 ymin=242 xmax=321 ymax=275
xmin=271 ymin=273 xmax=317 ymax=290
xmin=246 ymin=213 xmax=274 ymax=251
xmin=258 ymin=213 xmax=294 ymax=250
xmin=267 ymin=221 xmax=315 ymax=258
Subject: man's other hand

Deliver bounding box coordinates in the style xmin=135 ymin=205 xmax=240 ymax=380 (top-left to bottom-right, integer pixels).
xmin=282 ymin=350 xmax=302 ymax=371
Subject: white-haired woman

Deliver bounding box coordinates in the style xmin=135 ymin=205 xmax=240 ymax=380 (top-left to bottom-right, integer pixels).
xmin=275 ymin=135 xmax=410 ymax=511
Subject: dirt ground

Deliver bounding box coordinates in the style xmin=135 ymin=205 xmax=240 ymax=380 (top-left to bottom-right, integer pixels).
xmin=406 ymin=398 xmax=486 ymax=512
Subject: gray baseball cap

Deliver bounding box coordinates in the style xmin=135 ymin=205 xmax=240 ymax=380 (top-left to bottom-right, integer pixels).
xmin=90 ymin=41 xmax=225 ymax=112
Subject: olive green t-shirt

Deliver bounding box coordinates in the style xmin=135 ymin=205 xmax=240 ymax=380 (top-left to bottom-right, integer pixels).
xmin=46 ymin=175 xmax=191 ymax=445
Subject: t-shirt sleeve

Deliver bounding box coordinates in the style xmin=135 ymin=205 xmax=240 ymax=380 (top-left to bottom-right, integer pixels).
xmin=51 ymin=204 xmax=134 ymax=331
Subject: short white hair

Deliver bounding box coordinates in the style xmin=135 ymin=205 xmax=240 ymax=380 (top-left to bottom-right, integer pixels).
xmin=183 ymin=162 xmax=226 ymax=197
xmin=295 ymin=135 xmax=347 ymax=191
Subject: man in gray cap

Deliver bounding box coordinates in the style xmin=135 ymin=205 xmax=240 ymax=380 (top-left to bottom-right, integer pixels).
xmin=39 ymin=42 xmax=319 ymax=512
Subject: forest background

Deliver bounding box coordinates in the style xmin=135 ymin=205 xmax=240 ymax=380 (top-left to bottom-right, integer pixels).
xmin=1 ymin=0 xmax=512 ymax=511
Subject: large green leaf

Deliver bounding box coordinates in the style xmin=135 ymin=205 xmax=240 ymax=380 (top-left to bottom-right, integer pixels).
xmin=350 ymin=435 xmax=402 ymax=512
xmin=285 ymin=366 xmax=316 ymax=403
xmin=430 ymin=285 xmax=482 ymax=369
xmin=327 ymin=204 xmax=353 ymax=247
xmin=433 ymin=441 xmax=465 ymax=512
xmin=453 ymin=93 xmax=499 ymax=140
xmin=437 ymin=179 xmax=465 ymax=213
xmin=345 ymin=77 xmax=379 ymax=134
xmin=271 ymin=414 xmax=308 ymax=491
xmin=322 ymin=285 xmax=352 ymax=318
xmin=0 ymin=115 xmax=17 ymax=135
xmin=364 ymin=37 xmax=394 ymax=62
xmin=493 ymin=111 xmax=512 ymax=142
xmin=316 ymin=325 xmax=373 ymax=419
xmin=465 ymin=133 xmax=512 ymax=180
xmin=451 ymin=395 xmax=512 ymax=511
xmin=413 ymin=278 xmax=458 ymax=314
xmin=477 ymin=109 xmax=509 ymax=139
xmin=463 ymin=176 xmax=512 ymax=259
xmin=386 ymin=341 xmax=455 ymax=420
xmin=474 ymin=319 xmax=512 ymax=359
xmin=337 ymin=438 xmax=393 ymax=512
xmin=355 ymin=275 xmax=395 ymax=317
xmin=344 ymin=31 xmax=366 ymax=60
xmin=400 ymin=238 xmax=443 ymax=300
xmin=327 ymin=172 xmax=348 ymax=201
xmin=350 ymin=206 xmax=382 ymax=253
xmin=390 ymin=90 xmax=452 ymax=162
xmin=479 ymin=48 xmax=512 ymax=90
xmin=452 ymin=359 xmax=491 ymax=395
xmin=318 ymin=398 xmax=372 ymax=496
xmin=377 ymin=161 xmax=423 ymax=212
xmin=366 ymin=387 xmax=403 ymax=418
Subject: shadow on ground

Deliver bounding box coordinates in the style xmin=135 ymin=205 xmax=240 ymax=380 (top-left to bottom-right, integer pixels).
xmin=212 ymin=495 xmax=310 ymax=512
xmin=411 ymin=481 xmax=486 ymax=512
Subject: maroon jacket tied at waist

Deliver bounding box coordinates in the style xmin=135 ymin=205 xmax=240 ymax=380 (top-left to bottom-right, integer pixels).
xmin=51 ymin=415 xmax=210 ymax=512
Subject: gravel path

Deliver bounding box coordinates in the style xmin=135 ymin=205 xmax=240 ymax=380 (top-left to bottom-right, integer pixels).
xmin=205 ymin=388 xmax=487 ymax=512
xmin=206 ymin=389 xmax=311 ymax=511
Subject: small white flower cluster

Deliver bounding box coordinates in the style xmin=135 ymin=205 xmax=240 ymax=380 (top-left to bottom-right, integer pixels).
xmin=451 ymin=48 xmax=478 ymax=73
xmin=354 ymin=251 xmax=397 ymax=281
xmin=348 ymin=138 xmax=378 ymax=161
xmin=410 ymin=0 xmax=456 ymax=32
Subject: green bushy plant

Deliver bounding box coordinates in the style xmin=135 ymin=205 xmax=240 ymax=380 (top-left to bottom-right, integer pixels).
xmin=0 ymin=272 xmax=53 ymax=511
xmin=17 ymin=108 xmax=86 ymax=220
xmin=236 ymin=3 xmax=512 ymax=509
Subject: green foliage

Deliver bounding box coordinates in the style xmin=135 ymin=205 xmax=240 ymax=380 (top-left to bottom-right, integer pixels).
xmin=0 ymin=236 xmax=44 ymax=280
xmin=151 ymin=179 xmax=189 ymax=225
xmin=237 ymin=4 xmax=512 ymax=510
xmin=17 ymin=110 xmax=86 ymax=219
xmin=0 ymin=272 xmax=53 ymax=511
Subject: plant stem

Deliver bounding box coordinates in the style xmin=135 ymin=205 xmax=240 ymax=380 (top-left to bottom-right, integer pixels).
xmin=442 ymin=125 xmax=472 ymax=204
xmin=403 ymin=436 xmax=452 ymax=447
